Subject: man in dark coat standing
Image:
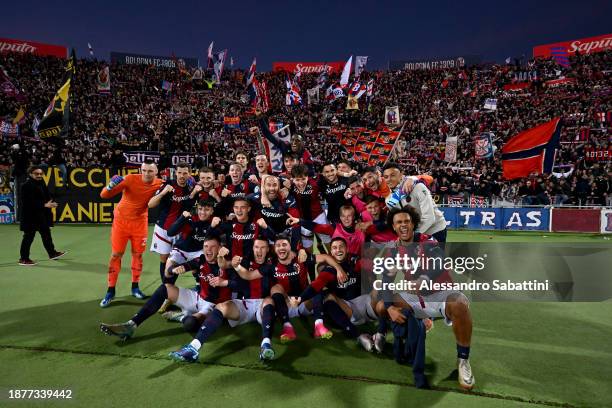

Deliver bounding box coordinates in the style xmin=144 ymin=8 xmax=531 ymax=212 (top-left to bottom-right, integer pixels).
xmin=19 ymin=165 xmax=66 ymax=266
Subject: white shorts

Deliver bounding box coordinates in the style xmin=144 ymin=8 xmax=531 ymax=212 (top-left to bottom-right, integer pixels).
xmin=175 ymin=287 xmax=215 ymax=315
xmin=228 ymin=299 xmax=263 ymax=327
xmin=150 ymin=225 xmax=174 ymax=255
xmin=168 ymin=248 xmax=203 ymax=264
xmin=342 ymin=294 xmax=377 ymax=326
xmin=289 ymin=302 xmax=312 ymax=319
xmin=301 ymin=212 xmax=331 ymax=246
xmin=398 ymin=290 xmax=468 ymax=326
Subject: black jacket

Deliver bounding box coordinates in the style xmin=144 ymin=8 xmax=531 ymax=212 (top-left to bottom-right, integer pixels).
xmin=20 ymin=177 xmax=53 ymax=231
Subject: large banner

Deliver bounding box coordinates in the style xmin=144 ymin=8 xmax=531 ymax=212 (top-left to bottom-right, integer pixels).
xmin=122 ymin=151 xmax=205 ymax=166
xmin=0 ymin=194 xmax=15 ymax=224
xmin=0 ymin=37 xmax=67 ymax=58
xmin=272 ymin=61 xmax=345 ymax=74
xmin=533 ymin=33 xmax=612 ymax=59
xmin=601 ymin=209 xmax=612 ymax=234
xmin=389 ymin=55 xmax=482 ymax=70
xmin=110 ymin=52 xmax=199 ymax=69
xmin=332 ymin=127 xmax=401 ymax=166
xmin=41 ymin=167 xmax=162 ymax=223
xmin=441 ymin=207 xmax=550 ymax=231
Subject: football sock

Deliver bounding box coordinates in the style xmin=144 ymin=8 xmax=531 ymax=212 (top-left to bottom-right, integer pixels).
xmin=312 ymin=293 xmax=324 ymax=320
xmin=377 ymin=317 xmax=388 ymax=334
xmin=324 ymin=301 xmax=358 ymax=338
xmin=261 ymin=304 xmax=275 ymax=340
xmin=131 ymin=284 xmax=168 ymax=326
xmin=182 ymin=315 xmax=200 ymax=333
xmin=272 ymin=293 xmax=289 ymax=323
xmin=131 ymin=282 xmax=139 ymax=289
xmin=107 ymin=286 xmax=116 ymax=295
xmin=159 ymin=262 xmax=165 ymax=281
xmin=307 ymin=260 xmax=316 ymax=281
xmin=189 ymin=339 xmax=202 ymax=350
xmin=130 ymin=251 xmax=143 ymax=283
xmin=457 ymin=344 xmax=470 ymax=360
xmin=107 ymin=255 xmax=121 ymax=287
xmin=160 ymin=262 xmax=175 ymax=283
xmin=194 ymin=309 xmax=224 ymax=345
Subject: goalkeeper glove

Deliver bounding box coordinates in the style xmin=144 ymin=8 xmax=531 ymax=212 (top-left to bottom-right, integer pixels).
xmin=107 ymin=175 xmax=124 ymax=191
xmin=385 ymin=189 xmax=407 ymax=210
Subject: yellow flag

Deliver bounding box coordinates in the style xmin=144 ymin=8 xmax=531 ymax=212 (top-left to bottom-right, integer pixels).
xmin=12 ymin=107 xmax=25 ymax=125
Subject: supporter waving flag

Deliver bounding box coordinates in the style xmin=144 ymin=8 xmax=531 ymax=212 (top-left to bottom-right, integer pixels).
xmin=214 ymin=49 xmax=227 ymax=82
xmin=285 ymin=73 xmax=302 ymax=105
xmin=246 ymin=57 xmax=256 ymax=88
xmin=38 ymin=49 xmax=76 ymax=139
xmin=502 ymin=118 xmax=562 ymax=179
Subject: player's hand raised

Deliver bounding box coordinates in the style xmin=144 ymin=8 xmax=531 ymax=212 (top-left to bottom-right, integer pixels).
xmin=231 ymin=255 xmax=242 ymax=268
xmin=218 ymin=246 xmax=230 ymax=258
xmin=211 ymin=216 xmax=221 ymax=228
xmin=344 ymin=189 xmax=353 ymax=199
xmin=106 ymin=175 xmax=124 ymax=191
xmin=209 ymin=189 xmax=220 ymax=201
xmin=297 ymin=249 xmax=308 ymax=263
xmin=221 ymin=188 xmax=231 ymax=198
xmin=279 ymin=187 xmax=289 ymax=199
xmin=173 ymin=265 xmax=186 ymax=275
xmin=286 ymin=215 xmax=299 ymax=226
xmin=256 ymin=218 xmax=268 ymax=229
xmin=190 ymin=184 xmax=203 ymax=198
xmin=209 ymin=276 xmax=226 ymax=287
xmin=248 ymin=174 xmax=259 ymax=185
xmin=163 ymin=184 xmax=175 ymax=195
xmin=182 ymin=211 xmax=192 ymax=218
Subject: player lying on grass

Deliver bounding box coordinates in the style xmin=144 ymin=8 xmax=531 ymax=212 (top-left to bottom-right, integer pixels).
xmin=99 ymin=236 xmax=234 ymax=340
xmin=378 ymin=206 xmax=475 ymax=390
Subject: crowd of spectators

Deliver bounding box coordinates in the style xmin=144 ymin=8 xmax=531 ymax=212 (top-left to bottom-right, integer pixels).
xmin=1 ymin=49 xmax=610 ymax=206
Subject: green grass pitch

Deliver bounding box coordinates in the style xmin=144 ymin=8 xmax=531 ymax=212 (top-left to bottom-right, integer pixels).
xmin=0 ymin=224 xmax=610 ymax=407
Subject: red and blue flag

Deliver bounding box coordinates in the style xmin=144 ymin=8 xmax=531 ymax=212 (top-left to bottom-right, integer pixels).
xmin=502 ymin=118 xmax=562 ymax=180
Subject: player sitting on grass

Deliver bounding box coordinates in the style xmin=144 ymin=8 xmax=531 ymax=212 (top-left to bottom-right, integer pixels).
xmin=265 ymin=235 xmax=346 ymax=349
xmin=379 ymin=206 xmax=475 ymax=390
xmin=168 ymin=238 xmax=279 ymax=362
xmin=99 ymin=236 xmax=234 ymax=341
xmin=289 ymin=237 xmax=376 ymax=352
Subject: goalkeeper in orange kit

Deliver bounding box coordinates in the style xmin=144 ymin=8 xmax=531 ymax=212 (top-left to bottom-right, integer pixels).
xmin=99 ymin=161 xmax=163 ymax=307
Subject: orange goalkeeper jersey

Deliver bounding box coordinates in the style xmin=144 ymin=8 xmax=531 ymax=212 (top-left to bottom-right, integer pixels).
xmin=100 ymin=174 xmax=163 ymax=221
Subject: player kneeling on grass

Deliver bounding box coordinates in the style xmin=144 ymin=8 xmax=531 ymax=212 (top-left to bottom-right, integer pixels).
xmin=99 ymin=236 xmax=233 ymax=341
xmin=169 ymin=238 xmax=280 ymax=362
xmin=289 ymin=237 xmax=377 ymax=352
xmin=380 ymin=207 xmax=475 ymax=390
